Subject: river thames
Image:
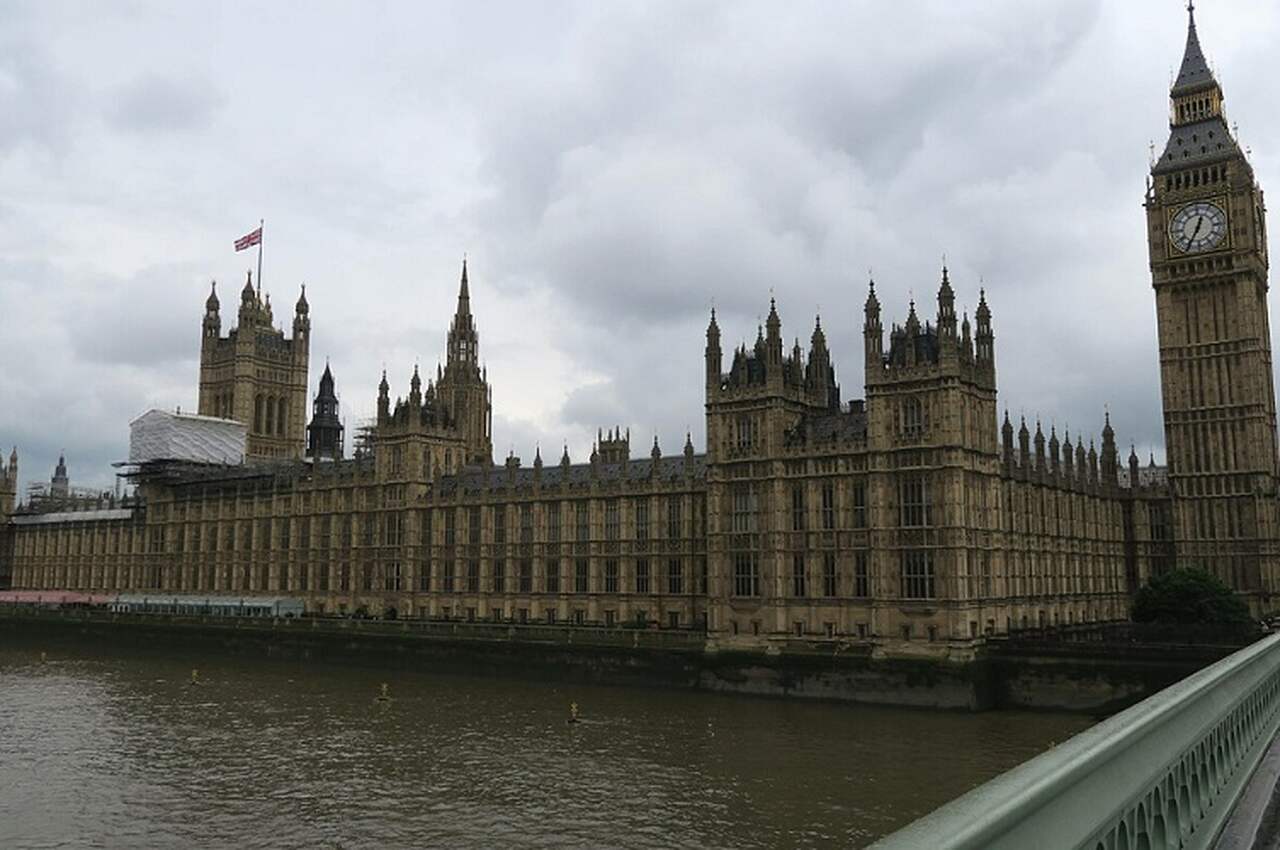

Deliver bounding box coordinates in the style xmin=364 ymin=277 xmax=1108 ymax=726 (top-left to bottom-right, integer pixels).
xmin=0 ymin=638 xmax=1092 ymax=848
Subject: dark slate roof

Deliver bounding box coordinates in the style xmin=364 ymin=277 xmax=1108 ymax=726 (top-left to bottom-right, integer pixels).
xmin=437 ymin=455 xmax=708 ymax=497
xmin=810 ymin=410 xmax=868 ymax=443
xmin=1153 ymin=116 xmax=1240 ymax=174
xmin=1172 ymin=10 xmax=1215 ymax=96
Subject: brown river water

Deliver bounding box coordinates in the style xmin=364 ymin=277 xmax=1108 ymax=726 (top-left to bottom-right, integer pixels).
xmin=0 ymin=637 xmax=1092 ymax=848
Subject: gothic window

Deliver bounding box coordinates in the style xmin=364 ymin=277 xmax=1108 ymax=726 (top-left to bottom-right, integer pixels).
xmin=545 ymin=559 xmax=560 ymax=593
xmin=442 ymin=559 xmax=455 ymax=592
xmin=265 ymin=395 xmax=276 ymax=435
xmin=493 ymin=558 xmax=505 ymax=593
xmin=467 ymin=560 xmax=479 ymax=592
xmin=901 ymin=550 xmax=935 ymax=599
xmin=901 ymin=397 xmax=924 ymax=440
xmin=731 ymin=485 xmax=758 ymax=533
xmin=852 ymin=481 xmax=867 ymax=528
xmin=277 ymin=397 xmax=287 ymax=436
xmin=469 ymin=507 xmax=482 ymax=544
xmin=519 ymin=504 xmax=533 ymax=544
xmin=667 ymin=558 xmax=684 ymax=595
xmin=386 ymin=561 xmax=402 ymax=592
xmin=605 ymin=500 xmax=620 ymax=541
xmin=823 ymin=553 xmax=837 ymax=597
xmin=791 ymin=484 xmax=806 ymax=531
xmin=384 ymin=513 xmax=403 ymax=547
xmin=854 ymin=551 xmax=870 ymax=597
xmin=792 ymin=554 xmax=807 ymax=597
xmin=821 ymin=482 xmax=836 ymax=530
xmin=254 ymin=395 xmax=264 ymax=434
xmin=491 ymin=504 xmax=506 ymax=545
xmin=575 ymin=502 xmax=589 ymax=542
xmin=733 ymin=552 xmax=760 ymax=597
xmin=634 ymin=500 xmax=649 ymax=540
xmin=444 ymin=510 xmax=456 ymax=546
xmin=666 ymin=496 xmax=681 ymax=540
xmin=898 ymin=475 xmax=930 ymax=527
xmin=519 ymin=559 xmax=532 ymax=593
xmin=575 ymin=558 xmax=589 ymax=593
xmin=361 ymin=563 xmax=373 ymax=592
xmin=547 ymin=503 xmax=561 ymax=543
xmin=604 ymin=559 xmax=619 ymax=593
xmin=635 ymin=558 xmax=650 ymax=594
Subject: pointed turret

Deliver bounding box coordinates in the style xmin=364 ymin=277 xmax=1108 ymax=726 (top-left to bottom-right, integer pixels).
xmin=1017 ymin=417 xmax=1031 ymax=475
xmin=560 ymin=444 xmax=571 ymax=470
xmin=1034 ymin=421 xmax=1046 ymax=476
xmin=706 ymin=308 xmax=722 ymax=393
xmin=1049 ymin=426 xmax=1061 ymax=475
xmin=936 ymin=265 xmax=956 ymax=339
xmin=307 ymin=361 xmax=343 ymax=460
xmin=51 ymin=452 xmax=69 ymax=499
xmin=974 ymin=288 xmax=994 ymax=368
xmin=864 ymin=279 xmax=883 ymax=377
xmin=377 ymin=369 xmax=391 ymax=424
xmin=807 ymin=315 xmax=838 ymax=410
xmin=765 ymin=297 xmax=783 ymax=367
xmin=292 ymin=284 xmax=310 ymax=338
xmin=203 ymin=280 xmax=221 ymax=341
xmin=1063 ymin=429 xmax=1075 ymax=480
xmin=1001 ymin=411 xmax=1015 ymax=472
xmin=239 ymin=271 xmax=259 ymax=327
xmin=409 ymin=365 xmax=422 ymax=406
xmin=1101 ymin=411 xmax=1119 ymax=486
xmin=1129 ymin=444 xmax=1140 ymax=489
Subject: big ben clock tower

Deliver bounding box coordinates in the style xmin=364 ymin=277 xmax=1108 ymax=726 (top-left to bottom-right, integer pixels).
xmin=1147 ymin=4 xmax=1279 ymax=607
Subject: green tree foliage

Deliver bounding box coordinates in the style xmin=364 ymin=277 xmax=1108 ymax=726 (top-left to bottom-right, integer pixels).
xmin=1132 ymin=567 xmax=1252 ymax=625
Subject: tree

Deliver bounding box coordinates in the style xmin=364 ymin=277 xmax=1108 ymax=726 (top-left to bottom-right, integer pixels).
xmin=1132 ymin=567 xmax=1252 ymax=626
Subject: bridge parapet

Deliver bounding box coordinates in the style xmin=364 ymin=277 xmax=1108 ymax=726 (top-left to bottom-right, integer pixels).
xmin=872 ymin=633 xmax=1280 ymax=849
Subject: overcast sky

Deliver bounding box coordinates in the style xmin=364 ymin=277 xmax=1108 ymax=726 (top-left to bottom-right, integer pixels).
xmin=2 ymin=0 xmax=1279 ymax=495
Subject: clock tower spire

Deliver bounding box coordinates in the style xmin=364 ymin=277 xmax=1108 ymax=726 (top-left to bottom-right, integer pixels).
xmin=1146 ymin=5 xmax=1279 ymax=608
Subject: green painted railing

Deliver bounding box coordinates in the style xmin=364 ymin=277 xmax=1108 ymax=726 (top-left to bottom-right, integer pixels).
xmin=872 ymin=632 xmax=1280 ymax=850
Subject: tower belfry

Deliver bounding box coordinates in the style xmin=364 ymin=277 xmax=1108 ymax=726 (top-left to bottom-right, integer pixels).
xmin=1146 ymin=4 xmax=1279 ymax=602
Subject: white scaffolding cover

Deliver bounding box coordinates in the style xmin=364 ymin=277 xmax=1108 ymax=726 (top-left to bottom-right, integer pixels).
xmin=129 ymin=410 xmax=247 ymax=465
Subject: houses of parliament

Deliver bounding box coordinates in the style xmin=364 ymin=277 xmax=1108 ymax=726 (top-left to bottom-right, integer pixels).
xmin=1 ymin=8 xmax=1276 ymax=653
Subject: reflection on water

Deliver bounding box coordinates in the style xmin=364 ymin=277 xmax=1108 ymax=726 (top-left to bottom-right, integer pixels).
xmin=0 ymin=639 xmax=1091 ymax=848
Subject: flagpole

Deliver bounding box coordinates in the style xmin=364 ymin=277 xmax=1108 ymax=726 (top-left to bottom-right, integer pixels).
xmin=256 ymin=219 xmax=264 ymax=295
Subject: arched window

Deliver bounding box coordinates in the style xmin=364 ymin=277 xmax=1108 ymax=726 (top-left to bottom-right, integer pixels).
xmin=277 ymin=397 xmax=287 ymax=436
xmin=265 ymin=395 xmax=276 ymax=436
xmin=254 ymin=395 xmax=264 ymax=433
xmin=902 ymin=396 xmax=924 ymax=440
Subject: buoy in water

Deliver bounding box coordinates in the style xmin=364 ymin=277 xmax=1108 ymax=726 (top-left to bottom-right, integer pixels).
xmin=187 ymin=669 xmax=200 ymax=687
xmin=375 ymin=683 xmax=392 ymax=703
xmin=40 ymin=651 xmax=47 ymax=664
xmin=567 ymin=701 xmax=580 ymax=724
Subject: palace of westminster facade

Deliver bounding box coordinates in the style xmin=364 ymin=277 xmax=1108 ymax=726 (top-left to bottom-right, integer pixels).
xmin=2 ymin=10 xmax=1278 ymax=650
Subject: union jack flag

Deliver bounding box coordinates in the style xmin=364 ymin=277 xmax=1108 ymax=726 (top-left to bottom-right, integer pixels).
xmin=234 ymin=227 xmax=262 ymax=252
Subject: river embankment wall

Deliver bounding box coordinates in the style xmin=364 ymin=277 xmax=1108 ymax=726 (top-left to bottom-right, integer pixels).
xmin=0 ymin=609 xmax=1240 ymax=713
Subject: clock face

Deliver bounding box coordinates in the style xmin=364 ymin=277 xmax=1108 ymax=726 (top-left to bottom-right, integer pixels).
xmin=1170 ymin=201 xmax=1227 ymax=253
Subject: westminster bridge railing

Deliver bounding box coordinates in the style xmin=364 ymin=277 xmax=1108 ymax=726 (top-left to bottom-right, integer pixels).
xmin=872 ymin=631 xmax=1280 ymax=849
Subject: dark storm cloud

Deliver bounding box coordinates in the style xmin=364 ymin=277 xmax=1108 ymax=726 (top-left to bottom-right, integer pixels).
xmin=1 ymin=0 xmax=1278 ymax=492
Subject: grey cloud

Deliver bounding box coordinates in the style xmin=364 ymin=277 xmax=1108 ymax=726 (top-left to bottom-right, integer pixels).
xmin=105 ymin=74 xmax=226 ymax=134
xmin=2 ymin=0 xmax=1275 ymax=491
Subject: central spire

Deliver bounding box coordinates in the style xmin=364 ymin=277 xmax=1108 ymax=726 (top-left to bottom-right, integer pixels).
xmin=1172 ymin=1 xmax=1214 ymax=96
xmin=456 ymin=256 xmax=471 ymax=318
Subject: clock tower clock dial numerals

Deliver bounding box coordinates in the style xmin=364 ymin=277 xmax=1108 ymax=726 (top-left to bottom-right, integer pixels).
xmin=1169 ymin=201 xmax=1227 ymax=253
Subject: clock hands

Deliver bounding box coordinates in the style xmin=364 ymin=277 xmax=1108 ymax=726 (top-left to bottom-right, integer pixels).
xmin=1188 ymin=215 xmax=1206 ymax=247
